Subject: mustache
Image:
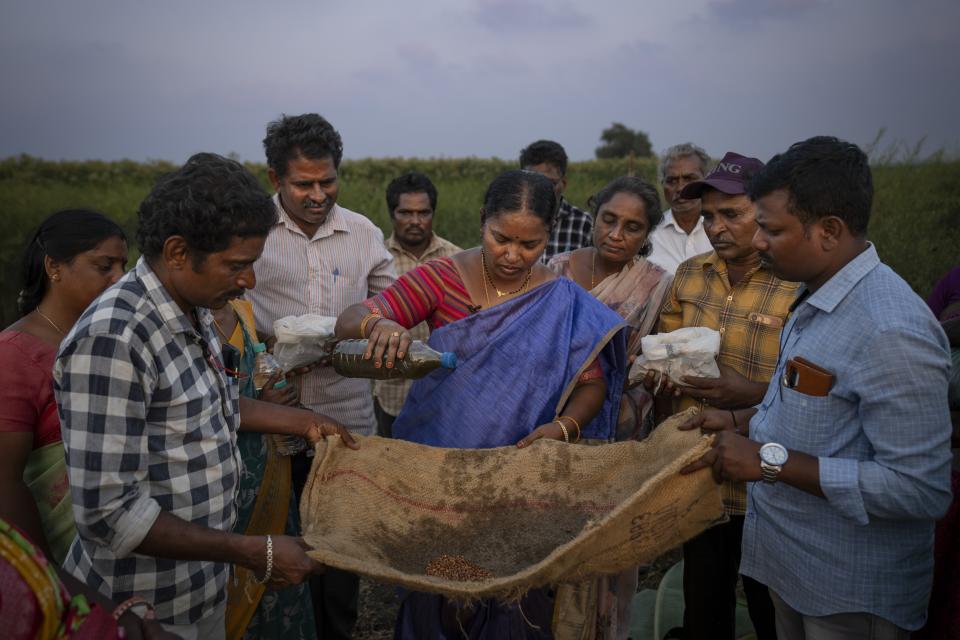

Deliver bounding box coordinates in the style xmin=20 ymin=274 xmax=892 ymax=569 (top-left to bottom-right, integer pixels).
xmin=302 ymin=198 xmax=328 ymax=209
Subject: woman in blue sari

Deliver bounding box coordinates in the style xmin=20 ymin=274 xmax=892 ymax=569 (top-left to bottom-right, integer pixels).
xmin=336 ymin=170 xmax=628 ymax=639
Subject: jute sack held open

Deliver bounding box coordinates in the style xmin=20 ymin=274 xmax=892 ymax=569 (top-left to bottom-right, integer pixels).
xmin=300 ymin=408 xmax=722 ymax=600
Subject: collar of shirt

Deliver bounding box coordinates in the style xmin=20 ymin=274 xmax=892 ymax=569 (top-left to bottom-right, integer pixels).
xmin=386 ymin=232 xmax=447 ymax=262
xmin=556 ymin=197 xmax=575 ymax=219
xmin=793 ymin=243 xmax=880 ymax=314
xmin=273 ymin=193 xmax=351 ymax=241
xmin=699 ymin=250 xmax=766 ymax=285
xmin=134 ymin=256 xmax=214 ymax=337
xmin=659 ymin=208 xmax=705 ymax=235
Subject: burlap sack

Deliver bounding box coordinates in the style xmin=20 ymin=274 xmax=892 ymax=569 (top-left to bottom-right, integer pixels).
xmin=300 ymin=408 xmax=722 ymax=600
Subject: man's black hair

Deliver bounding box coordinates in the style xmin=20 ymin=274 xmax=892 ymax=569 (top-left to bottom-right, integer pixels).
xmin=386 ymin=172 xmax=438 ymax=216
xmin=137 ymin=152 xmax=277 ymax=263
xmin=263 ymin=113 xmax=344 ymax=177
xmin=747 ymin=136 xmax=873 ymax=236
xmin=519 ymin=140 xmax=568 ymax=176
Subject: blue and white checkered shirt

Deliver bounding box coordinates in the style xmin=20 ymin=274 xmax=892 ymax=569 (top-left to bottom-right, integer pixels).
xmin=54 ymin=257 xmax=241 ymax=625
xmin=741 ymin=244 xmax=953 ymax=631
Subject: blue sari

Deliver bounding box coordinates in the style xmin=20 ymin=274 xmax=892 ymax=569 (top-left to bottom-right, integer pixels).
xmin=392 ymin=278 xmax=627 ymax=639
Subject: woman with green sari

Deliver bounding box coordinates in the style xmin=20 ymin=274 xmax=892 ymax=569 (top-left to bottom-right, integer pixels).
xmin=0 ymin=210 xmax=128 ymax=565
xmin=212 ymin=298 xmax=318 ymax=640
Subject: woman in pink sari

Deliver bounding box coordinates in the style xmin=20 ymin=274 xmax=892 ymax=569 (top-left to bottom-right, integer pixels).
xmin=0 ymin=210 xmax=127 ymax=565
xmin=549 ymin=176 xmax=672 ymax=442
xmin=548 ymin=176 xmax=673 ymax=640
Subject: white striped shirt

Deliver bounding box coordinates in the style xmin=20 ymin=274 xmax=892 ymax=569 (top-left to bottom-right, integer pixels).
xmin=249 ymin=195 xmax=397 ymax=434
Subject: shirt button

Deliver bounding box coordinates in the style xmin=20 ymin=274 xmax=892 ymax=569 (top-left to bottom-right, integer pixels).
xmin=719 ymin=327 xmax=726 ymax=333
xmin=727 ymin=295 xmax=733 ymax=302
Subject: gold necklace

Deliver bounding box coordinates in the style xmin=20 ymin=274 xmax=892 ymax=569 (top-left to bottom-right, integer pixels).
xmin=480 ymin=248 xmax=532 ymax=301
xmin=35 ymin=307 xmax=65 ymax=335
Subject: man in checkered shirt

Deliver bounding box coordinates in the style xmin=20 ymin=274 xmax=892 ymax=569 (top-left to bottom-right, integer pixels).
xmin=54 ymin=153 xmax=355 ymax=638
xmin=519 ymin=139 xmax=593 ymax=262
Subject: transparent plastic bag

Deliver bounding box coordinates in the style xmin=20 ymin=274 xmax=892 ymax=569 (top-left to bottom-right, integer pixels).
xmin=271 ymin=314 xmax=338 ymax=371
xmin=628 ymin=327 xmax=722 ymax=385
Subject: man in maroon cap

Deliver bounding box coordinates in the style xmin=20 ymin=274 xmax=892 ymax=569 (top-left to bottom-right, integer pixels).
xmin=652 ymin=152 xmax=800 ymax=640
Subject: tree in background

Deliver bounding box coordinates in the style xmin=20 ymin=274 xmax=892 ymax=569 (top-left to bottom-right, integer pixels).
xmin=595 ymin=123 xmax=654 ymax=159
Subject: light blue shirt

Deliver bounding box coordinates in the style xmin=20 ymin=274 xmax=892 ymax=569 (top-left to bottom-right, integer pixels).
xmin=741 ymin=244 xmax=952 ymax=630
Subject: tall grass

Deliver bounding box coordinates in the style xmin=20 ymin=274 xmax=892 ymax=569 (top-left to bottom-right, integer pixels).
xmin=0 ymin=155 xmax=957 ymax=327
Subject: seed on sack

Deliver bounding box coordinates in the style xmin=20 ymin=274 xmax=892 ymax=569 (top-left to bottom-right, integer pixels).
xmin=425 ymin=554 xmax=493 ymax=581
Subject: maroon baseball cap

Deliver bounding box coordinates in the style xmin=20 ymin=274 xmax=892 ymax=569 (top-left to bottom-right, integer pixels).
xmin=680 ymin=151 xmax=764 ymax=199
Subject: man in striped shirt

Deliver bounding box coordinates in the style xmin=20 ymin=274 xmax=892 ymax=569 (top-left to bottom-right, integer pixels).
xmin=248 ymin=113 xmax=396 ymax=640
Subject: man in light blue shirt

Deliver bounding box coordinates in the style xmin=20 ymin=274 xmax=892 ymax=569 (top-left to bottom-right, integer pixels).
xmin=681 ymin=136 xmax=952 ymax=639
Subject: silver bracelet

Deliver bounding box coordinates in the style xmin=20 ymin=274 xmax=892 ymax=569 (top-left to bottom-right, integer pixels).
xmin=252 ymin=535 xmax=273 ymax=585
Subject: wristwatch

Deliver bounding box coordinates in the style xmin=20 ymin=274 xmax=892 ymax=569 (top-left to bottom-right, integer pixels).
xmin=758 ymin=443 xmax=789 ymax=483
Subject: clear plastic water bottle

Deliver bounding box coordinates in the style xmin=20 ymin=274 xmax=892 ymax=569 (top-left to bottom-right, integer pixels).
xmin=252 ymin=343 xmax=306 ymax=456
xmin=332 ymin=339 xmax=457 ymax=380
xmin=252 ymin=342 xmax=283 ymax=392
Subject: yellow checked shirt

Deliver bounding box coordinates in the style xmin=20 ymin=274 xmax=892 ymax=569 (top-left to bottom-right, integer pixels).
xmin=373 ymin=232 xmax=462 ymax=416
xmin=659 ymin=251 xmax=800 ymax=514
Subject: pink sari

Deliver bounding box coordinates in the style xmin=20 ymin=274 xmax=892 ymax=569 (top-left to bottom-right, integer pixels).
xmin=548 ymin=252 xmax=672 ymax=640
xmin=549 ymin=253 xmax=672 ymax=441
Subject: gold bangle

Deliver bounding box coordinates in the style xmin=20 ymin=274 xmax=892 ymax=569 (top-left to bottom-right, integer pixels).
xmin=554 ymin=420 xmax=570 ymax=443
xmin=359 ymin=313 xmax=381 ymax=339
xmin=558 ymin=416 xmax=581 ymax=442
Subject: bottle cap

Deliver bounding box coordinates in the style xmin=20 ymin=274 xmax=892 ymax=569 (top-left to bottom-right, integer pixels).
xmin=440 ymin=352 xmax=457 ymax=369
xmin=273 ymin=379 xmax=288 ymax=389
xmin=252 ymin=342 xmax=267 ymax=353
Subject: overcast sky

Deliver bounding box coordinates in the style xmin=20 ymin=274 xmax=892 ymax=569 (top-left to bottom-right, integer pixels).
xmin=2 ymin=0 xmax=958 ymax=163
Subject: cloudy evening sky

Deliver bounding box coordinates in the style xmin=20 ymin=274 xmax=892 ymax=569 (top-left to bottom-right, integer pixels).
xmin=2 ymin=0 xmax=958 ymax=163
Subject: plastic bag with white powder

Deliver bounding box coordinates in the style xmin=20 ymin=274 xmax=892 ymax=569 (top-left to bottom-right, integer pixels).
xmin=272 ymin=314 xmax=338 ymax=371
xmin=628 ymin=327 xmax=722 ymax=385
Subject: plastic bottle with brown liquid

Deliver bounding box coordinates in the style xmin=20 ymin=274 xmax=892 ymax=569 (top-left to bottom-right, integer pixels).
xmin=332 ymin=339 xmax=457 ymax=380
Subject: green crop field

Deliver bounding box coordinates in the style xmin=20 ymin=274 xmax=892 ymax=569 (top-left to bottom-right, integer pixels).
xmin=0 ymin=155 xmax=957 ymax=327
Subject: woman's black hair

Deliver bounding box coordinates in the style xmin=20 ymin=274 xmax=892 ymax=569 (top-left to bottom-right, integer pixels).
xmin=587 ymin=176 xmax=664 ymax=257
xmin=480 ymin=169 xmax=557 ymax=228
xmin=18 ymin=209 xmax=126 ymax=316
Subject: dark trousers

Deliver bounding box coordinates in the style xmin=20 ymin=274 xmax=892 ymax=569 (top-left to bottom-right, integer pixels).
xmin=682 ymin=515 xmax=778 ymax=640
xmin=374 ymin=396 xmax=396 ymax=438
xmin=292 ymin=451 xmax=360 ymax=640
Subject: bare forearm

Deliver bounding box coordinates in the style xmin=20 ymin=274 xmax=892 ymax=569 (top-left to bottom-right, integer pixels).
xmin=560 ymin=379 xmax=606 ymax=434
xmin=334 ymin=303 xmax=372 ymax=339
xmin=134 ymin=510 xmax=261 ymax=571
xmin=707 ymin=380 xmax=767 ymax=410
xmin=740 ymin=381 xmax=768 ymax=408
xmin=238 ymin=395 xmax=308 ymax=435
xmin=778 ymin=449 xmax=825 ymax=498
xmin=731 ymin=407 xmax=758 ymax=434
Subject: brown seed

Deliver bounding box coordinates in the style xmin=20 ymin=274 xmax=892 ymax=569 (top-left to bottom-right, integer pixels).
xmin=425 ymin=554 xmax=493 ymax=581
